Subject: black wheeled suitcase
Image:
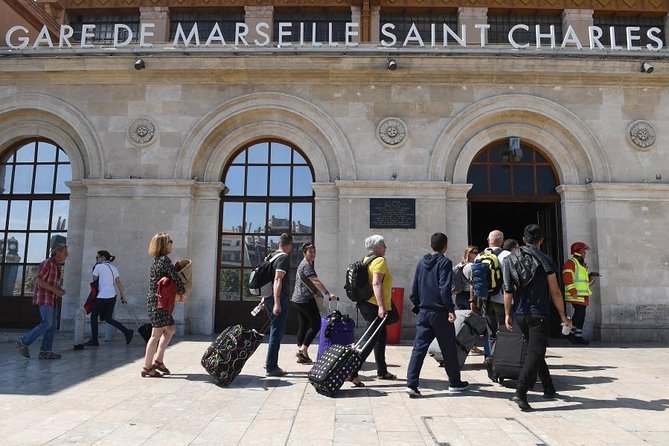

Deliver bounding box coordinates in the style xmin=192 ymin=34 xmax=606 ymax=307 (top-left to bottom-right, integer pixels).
xmin=428 ymin=310 xmax=487 ymax=368
xmin=308 ymin=315 xmax=387 ymax=397
xmin=122 ymin=301 xmax=153 ymax=343
xmin=201 ymin=324 xmax=265 ymax=386
xmin=491 ymin=328 xmax=527 ymax=384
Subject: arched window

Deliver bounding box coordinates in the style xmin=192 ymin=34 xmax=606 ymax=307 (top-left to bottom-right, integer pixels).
xmin=0 ymin=140 xmax=71 ymax=327
xmin=467 ymin=140 xmax=558 ymax=200
xmin=218 ymin=140 xmax=315 ymax=302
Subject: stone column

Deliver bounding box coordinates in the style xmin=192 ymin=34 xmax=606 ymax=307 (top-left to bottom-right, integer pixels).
xmin=245 ymin=6 xmax=274 ymax=45
xmin=351 ymin=5 xmax=362 ymax=43
xmin=664 ymin=13 xmax=669 ymax=45
xmin=370 ymin=5 xmax=380 ymax=43
xmin=312 ymin=183 xmax=339 ymax=298
xmin=562 ymin=9 xmax=594 ymax=48
xmin=444 ymin=183 xmax=472 ymax=260
xmin=458 ymin=7 xmax=488 ymax=46
xmin=140 ymin=7 xmax=170 ymax=45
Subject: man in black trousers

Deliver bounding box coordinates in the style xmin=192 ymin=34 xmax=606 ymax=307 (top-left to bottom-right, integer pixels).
xmin=405 ymin=232 xmax=470 ymax=397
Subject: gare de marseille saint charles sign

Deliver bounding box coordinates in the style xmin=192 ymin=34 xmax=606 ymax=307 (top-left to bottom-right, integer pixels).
xmin=4 ymin=21 xmax=664 ymax=51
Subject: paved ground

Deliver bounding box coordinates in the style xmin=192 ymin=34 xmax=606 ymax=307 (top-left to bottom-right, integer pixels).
xmin=0 ymin=332 xmax=667 ymax=446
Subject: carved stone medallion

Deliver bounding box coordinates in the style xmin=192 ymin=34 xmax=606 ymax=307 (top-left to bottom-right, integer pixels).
xmin=628 ymin=120 xmax=656 ymax=150
xmin=377 ymin=117 xmax=407 ymax=148
xmin=128 ymin=118 xmax=156 ymax=146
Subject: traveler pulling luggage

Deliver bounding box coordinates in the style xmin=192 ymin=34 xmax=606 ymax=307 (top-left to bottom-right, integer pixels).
xmin=490 ymin=328 xmax=527 ymax=385
xmin=428 ymin=309 xmax=487 ymax=368
xmin=122 ymin=301 xmax=152 ymax=343
xmin=317 ymin=298 xmax=355 ymax=360
xmin=309 ymin=315 xmax=387 ymax=397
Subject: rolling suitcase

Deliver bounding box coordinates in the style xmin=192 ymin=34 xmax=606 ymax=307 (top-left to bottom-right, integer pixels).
xmin=201 ymin=324 xmax=265 ymax=386
xmin=428 ymin=309 xmax=487 ymax=368
xmin=308 ymin=315 xmax=387 ymax=397
xmin=490 ymin=328 xmax=527 ymax=384
xmin=317 ymin=298 xmax=355 ymax=360
xmin=122 ymin=301 xmax=152 ymax=343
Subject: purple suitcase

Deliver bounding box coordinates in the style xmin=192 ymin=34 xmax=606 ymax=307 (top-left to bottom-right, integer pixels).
xmin=317 ymin=299 xmax=355 ymax=360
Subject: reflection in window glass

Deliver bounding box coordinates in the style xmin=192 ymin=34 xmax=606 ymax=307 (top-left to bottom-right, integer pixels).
xmin=271 ymin=143 xmax=292 ymax=163
xmin=55 ymin=165 xmax=71 ymax=194
xmin=8 ymin=201 xmax=29 ymax=230
xmin=2 ymin=264 xmax=23 ymax=296
xmin=513 ymin=166 xmax=534 ymax=195
xmin=467 ymin=165 xmax=487 ymax=195
xmin=15 ymin=144 xmax=34 ymax=162
xmin=34 ymin=165 xmax=55 ymax=194
xmin=218 ymin=268 xmax=241 ymax=300
xmin=37 ymin=142 xmax=57 ymax=162
xmin=52 ymin=201 xmax=69 ymax=230
xmin=221 ymin=202 xmax=243 ymax=232
xmin=30 ymin=201 xmax=51 ymax=230
xmin=241 ymin=269 xmax=255 ymax=301
xmin=537 ymin=166 xmax=557 ymax=195
xmin=24 ymin=265 xmax=38 ymax=296
xmin=247 ymin=166 xmax=268 ymax=196
xmin=6 ymin=233 xmax=26 ymax=260
xmin=26 ymin=233 xmax=48 ymax=263
xmin=13 ymin=165 xmax=33 ymax=193
xmin=1 ymin=165 xmax=12 ymax=194
xmin=244 ymin=237 xmax=266 ymax=267
xmin=220 ymin=235 xmax=243 ymax=267
xmin=224 ymin=166 xmax=245 ymax=196
xmin=270 ymin=166 xmax=291 ymax=196
xmin=247 ymin=142 xmax=269 ymax=163
xmin=245 ymin=203 xmax=266 ymax=234
xmin=292 ymin=166 xmax=313 ymax=196
xmin=292 ymin=203 xmax=312 ymax=233
xmin=268 ymin=203 xmax=290 ymax=234
xmin=0 ymin=201 xmax=7 ymax=222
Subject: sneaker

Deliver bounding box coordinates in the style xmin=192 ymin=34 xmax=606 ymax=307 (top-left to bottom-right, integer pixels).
xmin=405 ymin=387 xmax=422 ymax=398
xmin=38 ymin=351 xmax=62 ymax=360
xmin=573 ymin=336 xmax=590 ymax=345
xmin=543 ymin=391 xmax=561 ymax=399
xmin=266 ymin=367 xmax=287 ymax=377
xmin=124 ymin=329 xmax=134 ymax=345
xmin=15 ymin=340 xmax=30 ymax=358
xmin=83 ymin=339 xmax=99 ymax=347
xmin=512 ymin=395 xmax=532 ymax=411
xmin=448 ymin=381 xmax=470 ymax=392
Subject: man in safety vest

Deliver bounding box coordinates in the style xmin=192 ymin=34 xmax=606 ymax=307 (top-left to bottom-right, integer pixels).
xmin=562 ymin=242 xmax=599 ymax=345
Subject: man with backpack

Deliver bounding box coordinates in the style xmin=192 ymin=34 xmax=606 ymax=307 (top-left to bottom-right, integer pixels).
xmin=503 ymin=224 xmax=572 ymax=411
xmin=406 ymin=233 xmax=469 ymax=397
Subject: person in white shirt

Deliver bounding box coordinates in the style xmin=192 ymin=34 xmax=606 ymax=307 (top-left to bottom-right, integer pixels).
xmin=84 ymin=250 xmax=133 ymax=346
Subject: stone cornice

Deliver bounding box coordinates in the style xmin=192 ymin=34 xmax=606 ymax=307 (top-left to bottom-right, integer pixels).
xmin=588 ymin=182 xmax=669 ymax=201
xmin=335 ymin=180 xmax=451 ymax=198
xmin=68 ymin=179 xmax=204 ymax=198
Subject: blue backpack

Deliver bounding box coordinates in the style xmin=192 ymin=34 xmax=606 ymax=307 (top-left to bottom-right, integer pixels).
xmin=470 ymin=248 xmax=502 ymax=299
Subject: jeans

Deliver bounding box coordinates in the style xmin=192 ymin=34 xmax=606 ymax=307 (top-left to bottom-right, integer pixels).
xmin=407 ymin=310 xmax=462 ymax=389
xmin=352 ymin=301 xmax=388 ymax=377
xmin=293 ymin=299 xmax=321 ymax=347
xmin=90 ymin=297 xmax=129 ymax=341
xmin=481 ymin=300 xmax=506 ymax=356
xmin=264 ymin=294 xmax=290 ymax=371
xmin=516 ymin=314 xmax=555 ymax=396
xmin=21 ymin=304 xmax=58 ymax=352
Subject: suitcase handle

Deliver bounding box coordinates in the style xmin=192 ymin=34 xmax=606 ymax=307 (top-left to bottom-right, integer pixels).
xmin=327 ymin=296 xmax=341 ymax=312
xmin=354 ymin=315 xmax=388 ymax=353
xmin=122 ymin=300 xmax=146 ymax=330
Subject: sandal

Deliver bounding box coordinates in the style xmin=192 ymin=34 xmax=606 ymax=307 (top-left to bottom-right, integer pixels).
xmin=296 ymin=353 xmax=312 ymax=364
xmin=153 ymin=360 xmax=170 ymax=375
xmin=350 ymin=377 xmax=365 ymax=387
xmin=141 ymin=365 xmax=162 ymax=378
xmin=376 ymin=372 xmax=397 ymax=380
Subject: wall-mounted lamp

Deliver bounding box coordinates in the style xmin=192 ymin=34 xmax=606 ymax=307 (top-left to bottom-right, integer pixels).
xmin=391 ymin=172 xmax=397 ymax=180
xmin=129 ymin=175 xmax=142 ymax=179
xmin=192 ymin=175 xmax=200 ymax=181
xmin=104 ymin=174 xmax=112 ymax=179
xmin=387 ymin=59 xmax=397 ymax=71
xmin=641 ymin=62 xmax=654 ymax=73
xmin=584 ymin=177 xmax=592 ymax=184
xmin=657 ymin=173 xmax=663 ymax=182
xmin=134 ymin=58 xmax=146 ymax=70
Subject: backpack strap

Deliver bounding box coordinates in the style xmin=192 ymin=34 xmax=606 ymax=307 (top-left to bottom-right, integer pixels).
xmin=363 ymin=254 xmax=379 ymax=267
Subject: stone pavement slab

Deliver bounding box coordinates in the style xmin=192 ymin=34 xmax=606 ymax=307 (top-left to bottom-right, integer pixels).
xmin=0 ymin=334 xmax=667 ymax=446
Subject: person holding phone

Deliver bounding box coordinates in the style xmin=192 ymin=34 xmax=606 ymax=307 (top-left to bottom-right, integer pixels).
xmin=563 ymin=242 xmax=599 ymax=345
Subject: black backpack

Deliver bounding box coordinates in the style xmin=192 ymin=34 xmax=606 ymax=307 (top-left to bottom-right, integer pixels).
xmin=248 ymin=252 xmax=286 ymax=296
xmin=344 ymin=255 xmax=378 ymax=303
xmin=507 ymin=246 xmax=540 ymax=289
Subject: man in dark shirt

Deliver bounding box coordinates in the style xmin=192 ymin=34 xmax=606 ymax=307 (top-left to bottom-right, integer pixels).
xmin=502 ymin=224 xmax=571 ymax=411
xmin=264 ymin=233 xmax=293 ymax=377
xmin=405 ymin=232 xmax=469 ymax=397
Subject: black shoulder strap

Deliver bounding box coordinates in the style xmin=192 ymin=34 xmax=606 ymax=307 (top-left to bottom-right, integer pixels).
xmin=363 ymin=254 xmax=379 ymax=266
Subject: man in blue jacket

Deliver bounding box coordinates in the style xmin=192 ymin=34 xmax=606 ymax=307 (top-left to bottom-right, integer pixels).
xmin=406 ymin=232 xmax=470 ymax=397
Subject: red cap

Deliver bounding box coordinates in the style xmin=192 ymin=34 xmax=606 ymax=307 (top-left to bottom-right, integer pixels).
xmin=570 ymin=242 xmax=589 ymax=254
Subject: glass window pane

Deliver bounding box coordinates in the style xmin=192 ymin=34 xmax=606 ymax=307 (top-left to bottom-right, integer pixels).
xmin=292 ymin=166 xmax=313 ymax=196
xmin=55 ymin=164 xmax=71 ymax=193
xmin=534 ymin=150 xmax=548 ymax=163
xmin=13 ymin=165 xmax=33 ymax=193
xmin=37 ymin=142 xmax=57 ymax=162
xmin=34 ymin=165 xmax=55 ymax=194
xmin=244 ymin=235 xmax=267 ymax=267
xmin=467 ymin=165 xmax=487 ymax=195
xmin=247 ymin=142 xmax=269 ymax=163
xmin=489 ymin=144 xmax=507 ymax=162
xmin=490 ymin=165 xmax=511 ymax=195
xmin=221 ymin=202 xmax=243 ymax=232
xmin=270 ymin=166 xmax=291 ymax=196
xmin=224 ymin=166 xmax=245 ymax=196
xmin=5 ymin=233 xmax=26 ymax=262
xmin=8 ymin=201 xmax=29 ymax=230
xmin=56 ymin=148 xmax=70 ymax=163
xmin=513 ymin=166 xmax=534 ymax=195
xmin=2 ymin=264 xmax=24 ymax=296
xmin=293 ymin=151 xmax=307 ymax=165
xmin=270 ymin=142 xmax=292 ymax=163
xmin=26 ymin=233 xmax=48 ymax=263
xmin=49 ymin=233 xmax=67 ymax=252
xmin=231 ymin=151 xmax=245 ymax=164
xmin=0 ymin=200 xmax=7 ymax=229
xmin=218 ymin=268 xmax=241 ymax=301
xmin=52 ymin=201 xmax=69 ymax=230
xmin=267 ymin=235 xmax=280 ymax=255
xmin=245 ymin=203 xmax=267 ymax=234
xmin=268 ymin=203 xmax=290 ymax=234
xmin=15 ymin=143 xmax=35 ymax=162
xmin=474 ymin=151 xmax=488 ymax=162
xmin=1 ymin=165 xmax=12 ymax=195
xmin=537 ymin=166 xmax=558 ymax=195
xmin=30 ymin=201 xmax=51 ymax=230
xmin=220 ymin=235 xmax=243 ymax=267
xmin=292 ymin=203 xmax=312 ymax=233
xmin=246 ymin=167 xmax=268 ymax=196
xmin=24 ymin=265 xmax=39 ymax=296
xmin=242 ymin=268 xmax=258 ymax=301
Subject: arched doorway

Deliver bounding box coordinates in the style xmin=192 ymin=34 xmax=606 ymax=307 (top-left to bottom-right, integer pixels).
xmin=467 ymin=139 xmax=565 ymax=336
xmin=0 ymin=139 xmax=71 ymax=328
xmin=216 ymin=139 xmax=315 ymax=332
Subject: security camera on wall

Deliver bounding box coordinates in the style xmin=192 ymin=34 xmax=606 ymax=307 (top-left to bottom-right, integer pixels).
xmin=387 ymin=59 xmax=397 ymax=70
xmin=134 ymin=59 xmax=146 ymax=70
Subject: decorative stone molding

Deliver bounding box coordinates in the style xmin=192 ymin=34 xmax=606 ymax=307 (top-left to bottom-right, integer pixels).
xmin=628 ymin=120 xmax=656 ymax=151
xmin=128 ymin=118 xmax=156 ymax=146
xmin=376 ymin=117 xmax=407 ymax=148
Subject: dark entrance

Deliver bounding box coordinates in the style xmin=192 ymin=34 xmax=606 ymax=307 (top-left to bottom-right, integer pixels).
xmin=467 ymin=139 xmax=564 ymax=336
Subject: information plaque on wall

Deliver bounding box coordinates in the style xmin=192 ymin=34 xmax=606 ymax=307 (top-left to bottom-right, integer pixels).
xmin=369 ymin=198 xmax=416 ymax=229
